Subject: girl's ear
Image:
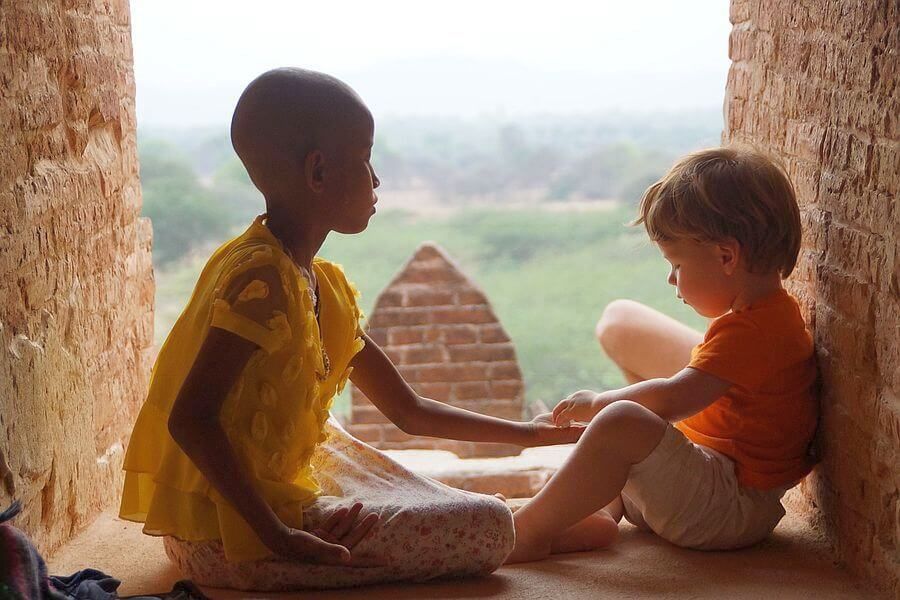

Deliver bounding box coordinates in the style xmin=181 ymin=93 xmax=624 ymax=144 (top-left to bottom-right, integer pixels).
xmin=304 ymin=150 xmax=325 ymax=192
xmin=718 ymin=238 xmax=741 ymax=275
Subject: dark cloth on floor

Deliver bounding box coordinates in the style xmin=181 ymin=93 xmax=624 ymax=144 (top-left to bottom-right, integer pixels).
xmin=48 ymin=569 xmax=118 ymax=599
xmin=121 ymin=580 xmax=208 ymax=600
xmin=1 ymin=502 xmax=207 ymax=600
xmin=0 ymin=500 xmax=68 ymax=600
xmin=50 ymin=570 xmax=208 ymax=599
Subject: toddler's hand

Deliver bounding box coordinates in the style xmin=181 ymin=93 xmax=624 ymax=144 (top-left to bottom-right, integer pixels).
xmin=552 ymin=390 xmax=609 ymax=426
xmin=527 ymin=412 xmax=586 ymax=446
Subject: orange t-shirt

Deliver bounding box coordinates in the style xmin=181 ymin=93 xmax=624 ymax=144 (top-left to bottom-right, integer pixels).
xmin=675 ymin=289 xmax=818 ymax=490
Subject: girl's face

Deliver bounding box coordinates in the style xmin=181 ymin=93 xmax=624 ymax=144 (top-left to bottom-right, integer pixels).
xmin=325 ymin=115 xmax=380 ymax=235
xmin=656 ymin=238 xmax=738 ymax=319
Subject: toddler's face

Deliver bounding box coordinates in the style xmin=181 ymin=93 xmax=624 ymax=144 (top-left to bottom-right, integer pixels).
xmin=656 ymin=239 xmax=738 ymax=318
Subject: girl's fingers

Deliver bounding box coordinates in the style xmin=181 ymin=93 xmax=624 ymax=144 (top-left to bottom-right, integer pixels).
xmin=320 ymin=507 xmax=349 ymax=532
xmin=311 ymin=528 xmax=339 ymax=544
xmin=341 ymin=511 xmax=380 ymax=549
xmin=308 ymin=539 xmax=351 ymax=564
xmin=283 ymin=529 xmax=349 ymax=564
xmin=331 ymin=502 xmax=364 ymax=538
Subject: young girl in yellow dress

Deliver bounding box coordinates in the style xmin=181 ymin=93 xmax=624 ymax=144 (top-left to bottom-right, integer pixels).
xmin=119 ymin=67 xmax=581 ymax=591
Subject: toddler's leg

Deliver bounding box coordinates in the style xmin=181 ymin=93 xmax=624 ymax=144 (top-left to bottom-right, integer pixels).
xmin=506 ymin=401 xmax=667 ymax=563
xmin=596 ymin=300 xmax=702 ymax=383
xmin=507 ymin=496 xmax=624 ymax=555
xmin=548 ymin=502 xmax=622 ymax=555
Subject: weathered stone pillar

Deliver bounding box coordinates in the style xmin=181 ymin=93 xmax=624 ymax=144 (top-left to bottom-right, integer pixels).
xmin=0 ymin=1 xmax=153 ymax=556
xmin=725 ymin=1 xmax=898 ymax=593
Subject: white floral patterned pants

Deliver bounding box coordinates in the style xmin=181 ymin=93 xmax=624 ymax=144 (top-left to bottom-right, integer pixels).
xmin=163 ymin=419 xmax=515 ymax=591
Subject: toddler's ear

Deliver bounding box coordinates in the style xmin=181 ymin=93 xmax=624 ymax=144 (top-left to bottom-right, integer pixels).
xmin=717 ymin=239 xmax=741 ymax=275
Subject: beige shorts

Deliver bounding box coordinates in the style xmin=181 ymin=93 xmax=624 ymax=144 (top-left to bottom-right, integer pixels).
xmin=621 ymin=425 xmax=787 ymax=550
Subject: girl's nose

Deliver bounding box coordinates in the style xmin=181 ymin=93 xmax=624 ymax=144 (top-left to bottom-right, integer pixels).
xmin=370 ymin=165 xmax=381 ymax=189
xmin=667 ymin=269 xmax=676 ymax=286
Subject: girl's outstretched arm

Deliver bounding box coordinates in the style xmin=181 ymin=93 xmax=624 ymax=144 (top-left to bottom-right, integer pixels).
xmin=349 ymin=332 xmax=583 ymax=446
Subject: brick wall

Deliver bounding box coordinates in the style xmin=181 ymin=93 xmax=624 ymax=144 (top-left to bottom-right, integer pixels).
xmin=347 ymin=243 xmax=526 ymax=458
xmin=0 ymin=1 xmax=153 ymax=556
xmin=725 ymin=1 xmax=898 ymax=593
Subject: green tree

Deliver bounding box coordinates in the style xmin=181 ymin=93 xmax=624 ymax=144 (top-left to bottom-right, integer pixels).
xmin=210 ymin=157 xmax=266 ymax=226
xmin=139 ymin=139 xmax=232 ymax=265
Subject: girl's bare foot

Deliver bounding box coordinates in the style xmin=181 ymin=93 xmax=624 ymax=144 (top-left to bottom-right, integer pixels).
xmin=550 ymin=510 xmax=619 ymax=554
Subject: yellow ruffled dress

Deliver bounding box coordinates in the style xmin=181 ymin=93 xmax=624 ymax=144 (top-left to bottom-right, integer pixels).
xmin=119 ymin=215 xmax=365 ymax=562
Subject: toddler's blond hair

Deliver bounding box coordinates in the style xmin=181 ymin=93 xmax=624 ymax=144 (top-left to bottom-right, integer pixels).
xmin=635 ymin=146 xmax=802 ymax=278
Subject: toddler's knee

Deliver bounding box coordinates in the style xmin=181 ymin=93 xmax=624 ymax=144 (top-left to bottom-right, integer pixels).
xmin=589 ymin=400 xmax=649 ymax=428
xmin=596 ymin=299 xmax=638 ymax=356
xmin=585 ymin=401 xmax=664 ymax=455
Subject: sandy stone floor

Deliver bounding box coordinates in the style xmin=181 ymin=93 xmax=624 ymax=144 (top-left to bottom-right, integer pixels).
xmin=45 ymin=446 xmax=885 ymax=600
xmin=46 ymin=506 xmax=883 ymax=599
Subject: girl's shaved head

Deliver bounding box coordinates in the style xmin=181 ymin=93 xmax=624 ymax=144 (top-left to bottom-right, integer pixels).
xmin=230 ymin=68 xmax=371 ymax=194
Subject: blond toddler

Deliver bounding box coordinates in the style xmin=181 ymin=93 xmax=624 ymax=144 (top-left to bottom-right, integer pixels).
xmin=507 ymin=146 xmax=818 ymax=562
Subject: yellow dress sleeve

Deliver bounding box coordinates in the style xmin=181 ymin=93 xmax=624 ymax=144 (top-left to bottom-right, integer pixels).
xmin=210 ymin=261 xmax=291 ymax=354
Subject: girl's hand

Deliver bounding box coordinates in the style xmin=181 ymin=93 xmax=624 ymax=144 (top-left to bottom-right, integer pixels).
xmin=527 ymin=413 xmax=586 ymax=446
xmin=266 ymin=502 xmax=380 ymax=565
xmin=552 ymin=390 xmax=611 ymax=426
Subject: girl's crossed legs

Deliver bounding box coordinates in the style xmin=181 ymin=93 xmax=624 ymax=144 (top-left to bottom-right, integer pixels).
xmin=164 ymin=418 xmax=514 ymax=590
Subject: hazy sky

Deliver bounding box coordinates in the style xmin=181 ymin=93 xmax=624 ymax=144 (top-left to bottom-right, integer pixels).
xmin=130 ymin=1 xmax=732 ymax=128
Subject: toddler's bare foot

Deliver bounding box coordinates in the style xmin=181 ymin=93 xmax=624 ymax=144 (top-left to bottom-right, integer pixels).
xmin=551 ymin=510 xmax=619 ymax=554
xmin=505 ymin=531 xmax=552 ymax=564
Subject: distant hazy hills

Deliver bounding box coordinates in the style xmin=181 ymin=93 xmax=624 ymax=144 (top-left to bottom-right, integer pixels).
xmin=136 ymin=56 xmax=727 ymax=128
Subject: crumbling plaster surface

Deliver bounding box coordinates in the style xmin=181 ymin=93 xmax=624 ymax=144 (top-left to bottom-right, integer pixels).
xmin=0 ymin=0 xmax=153 ymax=556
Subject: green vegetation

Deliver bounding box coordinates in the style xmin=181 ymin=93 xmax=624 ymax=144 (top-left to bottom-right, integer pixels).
xmin=139 ymin=139 xmax=232 ymax=264
xmin=368 ymin=112 xmax=720 ymax=203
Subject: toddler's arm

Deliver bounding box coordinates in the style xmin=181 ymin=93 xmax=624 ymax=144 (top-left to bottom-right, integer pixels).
xmin=554 ymin=367 xmax=733 ymax=425
xmin=350 ymin=332 xmax=583 ymax=447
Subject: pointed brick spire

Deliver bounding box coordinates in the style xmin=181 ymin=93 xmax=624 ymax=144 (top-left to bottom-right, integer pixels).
xmin=348 ymin=242 xmax=525 ymax=458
